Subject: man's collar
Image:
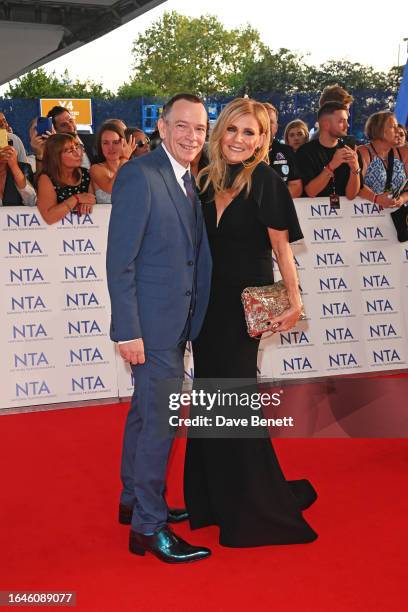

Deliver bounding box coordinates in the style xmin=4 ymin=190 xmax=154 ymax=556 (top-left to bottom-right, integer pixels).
xmin=318 ymin=134 xmax=339 ymax=149
xmin=162 ymin=143 xmax=190 ymax=179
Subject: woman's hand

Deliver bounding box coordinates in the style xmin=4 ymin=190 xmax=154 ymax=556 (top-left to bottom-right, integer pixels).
xmin=121 ymin=135 xmax=137 ymax=160
xmin=77 ymin=192 xmax=96 ymax=215
xmin=0 ymin=145 xmax=18 ymax=169
xmin=268 ymin=304 xmax=303 ymax=334
xmin=376 ymin=192 xmax=401 ymax=209
xmin=30 ymin=126 xmax=54 ymax=158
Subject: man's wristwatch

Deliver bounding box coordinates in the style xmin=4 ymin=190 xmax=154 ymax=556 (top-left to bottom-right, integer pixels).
xmin=351 ymin=167 xmax=361 ymax=175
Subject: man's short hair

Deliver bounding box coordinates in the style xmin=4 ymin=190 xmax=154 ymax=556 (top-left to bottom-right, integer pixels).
xmin=318 ymin=101 xmax=348 ymax=120
xmin=161 ymin=93 xmax=205 ymax=119
xmin=46 ymin=105 xmax=69 ymax=127
xmin=319 ymin=85 xmax=354 ymax=107
xmin=263 ymin=102 xmax=278 ymax=119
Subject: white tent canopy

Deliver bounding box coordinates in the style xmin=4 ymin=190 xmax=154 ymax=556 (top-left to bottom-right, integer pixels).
xmin=0 ymin=0 xmax=166 ymax=86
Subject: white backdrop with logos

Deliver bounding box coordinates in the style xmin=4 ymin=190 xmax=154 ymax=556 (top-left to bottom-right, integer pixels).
xmin=0 ymin=199 xmax=407 ymax=410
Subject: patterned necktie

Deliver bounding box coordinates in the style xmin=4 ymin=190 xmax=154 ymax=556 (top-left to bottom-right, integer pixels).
xmin=182 ymin=171 xmax=197 ymax=210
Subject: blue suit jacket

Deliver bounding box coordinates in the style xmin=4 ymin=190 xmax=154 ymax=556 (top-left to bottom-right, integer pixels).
xmin=106 ymin=145 xmax=212 ymax=350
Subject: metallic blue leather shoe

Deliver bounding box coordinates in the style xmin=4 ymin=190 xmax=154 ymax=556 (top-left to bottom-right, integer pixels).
xmin=129 ymin=526 xmax=211 ymax=563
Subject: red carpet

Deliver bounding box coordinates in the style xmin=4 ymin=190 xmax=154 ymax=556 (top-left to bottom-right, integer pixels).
xmin=1 ymin=402 xmax=407 ymax=611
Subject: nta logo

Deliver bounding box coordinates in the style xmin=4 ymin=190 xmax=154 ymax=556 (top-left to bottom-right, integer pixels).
xmin=7 ymin=212 xmax=41 ymax=228
xmin=69 ymin=347 xmax=104 ymax=363
xmin=313 ymin=228 xmax=342 ymax=242
xmin=71 ymin=376 xmax=105 ymax=391
xmin=316 ymin=252 xmax=344 ymax=266
xmin=283 ymin=357 xmax=312 ymax=371
xmin=64 ymin=265 xmax=97 ymax=280
xmin=67 ymin=320 xmax=102 ymax=335
xmin=325 ymin=327 xmax=354 ymax=341
xmin=14 ymin=352 xmax=49 ymax=367
xmin=8 ymin=240 xmax=42 ymax=255
xmin=11 ymin=295 xmax=47 ymax=311
xmin=10 ymin=268 xmax=44 ymax=283
xmin=63 ymin=239 xmax=95 ymax=253
xmin=66 ymin=292 xmax=100 ymax=307
xmin=329 ymin=353 xmax=358 ymax=367
xmin=16 ymin=380 xmax=50 ymax=397
xmin=12 ymin=323 xmax=47 ymax=339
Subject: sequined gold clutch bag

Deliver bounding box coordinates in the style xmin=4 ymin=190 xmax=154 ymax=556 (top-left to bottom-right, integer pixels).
xmin=241 ymin=280 xmax=305 ymax=338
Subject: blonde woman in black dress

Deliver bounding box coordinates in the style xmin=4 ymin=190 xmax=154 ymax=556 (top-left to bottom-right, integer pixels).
xmin=184 ymin=98 xmax=317 ymax=547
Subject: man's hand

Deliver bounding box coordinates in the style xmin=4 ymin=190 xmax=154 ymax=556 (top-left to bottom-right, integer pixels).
xmin=344 ymin=146 xmax=359 ymax=171
xmin=119 ymin=338 xmax=145 ymax=365
xmin=331 ymin=145 xmax=356 ymax=169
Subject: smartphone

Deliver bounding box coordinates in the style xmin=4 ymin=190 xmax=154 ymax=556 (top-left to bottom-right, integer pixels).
xmin=0 ymin=128 xmax=8 ymax=148
xmin=36 ymin=116 xmax=53 ymax=136
xmin=338 ymin=136 xmax=357 ymax=149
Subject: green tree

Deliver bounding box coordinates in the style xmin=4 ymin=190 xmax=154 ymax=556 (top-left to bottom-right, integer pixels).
xmin=116 ymin=79 xmax=159 ymax=99
xmin=386 ymin=65 xmax=404 ymax=92
xmin=309 ymin=60 xmax=389 ymax=91
xmin=5 ymin=68 xmax=113 ymax=98
xmin=122 ymin=11 xmax=265 ymax=97
xmin=237 ymin=48 xmax=312 ymax=95
xmin=238 ymin=54 xmax=396 ymax=96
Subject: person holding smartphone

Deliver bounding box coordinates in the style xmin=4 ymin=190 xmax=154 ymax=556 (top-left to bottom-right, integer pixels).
xmin=296 ymin=102 xmax=362 ymax=201
xmin=0 ymin=111 xmax=28 ymax=163
xmin=0 ymin=130 xmax=36 ymax=206
xmin=37 ymin=133 xmax=95 ymax=224
xmin=124 ymin=127 xmax=150 ymax=158
xmin=27 ymin=116 xmax=55 ymax=174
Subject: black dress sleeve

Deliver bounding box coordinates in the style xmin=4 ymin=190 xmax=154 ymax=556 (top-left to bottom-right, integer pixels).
xmin=252 ymin=162 xmax=303 ymax=243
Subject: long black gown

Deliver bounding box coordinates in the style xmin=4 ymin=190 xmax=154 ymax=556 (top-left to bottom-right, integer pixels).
xmin=184 ymin=162 xmax=318 ymax=547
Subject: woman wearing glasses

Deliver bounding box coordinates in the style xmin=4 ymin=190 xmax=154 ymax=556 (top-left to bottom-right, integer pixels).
xmin=37 ymin=133 xmax=95 ymax=224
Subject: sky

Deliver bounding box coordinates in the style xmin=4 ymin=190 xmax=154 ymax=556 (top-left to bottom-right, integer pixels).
xmin=2 ymin=0 xmax=408 ymax=94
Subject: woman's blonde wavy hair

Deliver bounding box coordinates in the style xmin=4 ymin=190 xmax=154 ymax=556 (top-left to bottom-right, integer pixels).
xmin=198 ymin=98 xmax=270 ymax=197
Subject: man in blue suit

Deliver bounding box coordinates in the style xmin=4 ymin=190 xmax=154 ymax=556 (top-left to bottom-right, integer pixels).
xmin=106 ymin=94 xmax=212 ymax=563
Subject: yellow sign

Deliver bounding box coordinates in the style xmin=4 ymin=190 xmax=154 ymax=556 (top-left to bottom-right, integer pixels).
xmin=39 ymin=99 xmax=93 ymax=125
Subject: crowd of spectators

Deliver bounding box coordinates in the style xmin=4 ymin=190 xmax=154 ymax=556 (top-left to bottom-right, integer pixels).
xmin=0 ymin=105 xmax=151 ymax=220
xmin=0 ymin=84 xmax=407 ymax=222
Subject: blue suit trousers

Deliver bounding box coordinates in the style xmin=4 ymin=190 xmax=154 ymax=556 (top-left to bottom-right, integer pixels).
xmin=120 ymin=342 xmax=186 ymax=534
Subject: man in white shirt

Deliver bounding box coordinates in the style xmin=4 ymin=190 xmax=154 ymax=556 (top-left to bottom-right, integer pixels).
xmin=106 ymin=94 xmax=212 ymax=564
